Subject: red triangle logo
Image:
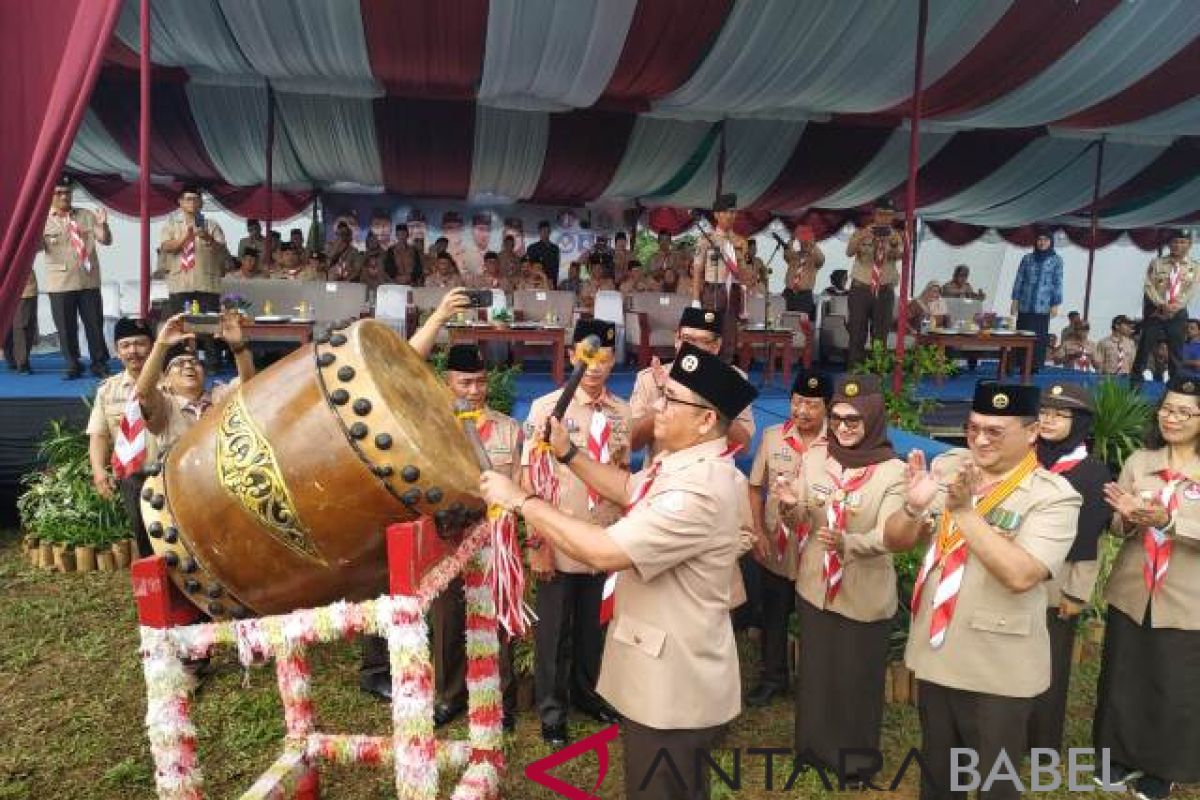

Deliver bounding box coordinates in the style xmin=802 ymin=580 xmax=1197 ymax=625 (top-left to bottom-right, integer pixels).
xmin=524 ymin=724 xmax=620 ymax=800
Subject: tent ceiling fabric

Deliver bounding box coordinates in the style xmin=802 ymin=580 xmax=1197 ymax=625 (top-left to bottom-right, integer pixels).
xmin=73 ymin=0 xmax=1200 ymax=231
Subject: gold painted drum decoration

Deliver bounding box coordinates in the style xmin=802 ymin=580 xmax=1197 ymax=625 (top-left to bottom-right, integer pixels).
xmin=139 ymin=319 xmax=486 ymax=620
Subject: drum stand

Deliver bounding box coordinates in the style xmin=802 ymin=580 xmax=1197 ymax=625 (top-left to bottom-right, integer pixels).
xmin=131 ymin=517 xmax=504 ymax=800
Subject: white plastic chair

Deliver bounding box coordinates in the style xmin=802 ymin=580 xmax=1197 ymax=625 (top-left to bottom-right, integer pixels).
xmin=374 ymin=284 xmax=412 ymax=337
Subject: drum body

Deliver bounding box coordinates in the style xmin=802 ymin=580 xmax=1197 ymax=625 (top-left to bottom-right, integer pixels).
xmin=140 ymin=320 xmax=484 ymax=620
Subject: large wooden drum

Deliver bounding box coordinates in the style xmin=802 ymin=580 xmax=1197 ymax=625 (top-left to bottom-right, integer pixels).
xmin=139 ymin=320 xmax=485 ymax=620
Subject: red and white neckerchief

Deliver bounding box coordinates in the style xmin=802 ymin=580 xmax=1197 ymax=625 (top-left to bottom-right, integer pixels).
xmin=476 ymin=415 xmax=495 ymax=444
xmin=1166 ymin=262 xmax=1183 ymax=304
xmin=1046 ymin=443 xmax=1088 ymax=474
xmin=599 ymin=460 xmax=664 ymax=624
xmin=111 ymin=393 xmax=148 ymax=479
xmin=822 ymin=461 xmax=877 ymax=604
xmin=586 ymin=398 xmax=613 ymax=511
xmin=870 ymin=239 xmax=885 ymax=294
xmin=1115 ymin=339 xmax=1127 ymax=374
xmin=180 ymin=224 xmax=197 ymax=272
xmin=180 ymin=395 xmax=212 ymax=421
xmin=1143 ymin=468 xmax=1183 ymax=594
xmin=911 ymin=451 xmax=1037 ymax=648
xmin=56 ymin=211 xmax=92 ymax=272
xmin=773 ymin=422 xmax=816 ymax=559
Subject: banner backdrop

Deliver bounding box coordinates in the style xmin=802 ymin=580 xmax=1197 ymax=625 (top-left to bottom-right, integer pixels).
xmin=321 ymin=194 xmax=628 ymax=275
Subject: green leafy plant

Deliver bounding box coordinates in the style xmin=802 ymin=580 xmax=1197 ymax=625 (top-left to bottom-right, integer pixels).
xmin=888 ymin=549 xmax=924 ymax=662
xmin=852 ymin=341 xmax=955 ymax=433
xmin=490 ymin=307 xmax=513 ymax=326
xmin=1089 ymin=378 xmax=1152 ymax=471
xmin=17 ymin=418 xmax=130 ymax=548
xmin=429 ymin=349 xmax=521 ymax=416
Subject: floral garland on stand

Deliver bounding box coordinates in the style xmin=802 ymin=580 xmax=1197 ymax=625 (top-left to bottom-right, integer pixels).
xmin=463 ymin=546 xmax=504 ymax=766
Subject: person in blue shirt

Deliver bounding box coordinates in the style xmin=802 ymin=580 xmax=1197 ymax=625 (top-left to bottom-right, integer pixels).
xmin=1010 ymin=227 xmax=1063 ymax=373
xmin=1178 ymin=319 xmax=1200 ymax=378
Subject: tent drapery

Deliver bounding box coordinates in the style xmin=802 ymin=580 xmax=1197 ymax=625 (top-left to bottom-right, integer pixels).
xmin=0 ymin=0 xmax=122 ymax=337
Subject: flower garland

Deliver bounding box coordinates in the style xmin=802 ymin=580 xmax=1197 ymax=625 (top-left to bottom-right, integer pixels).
xmin=463 ymin=547 xmax=504 ymax=765
xmin=140 ymin=627 xmax=203 ymax=800
xmin=384 ymin=595 xmax=439 ymax=800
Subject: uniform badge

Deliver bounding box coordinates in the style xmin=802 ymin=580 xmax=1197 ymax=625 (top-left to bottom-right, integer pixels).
xmin=986 ymin=508 xmax=1021 ymax=531
xmin=681 ymin=354 xmax=699 ymax=372
xmin=844 ymin=382 xmax=859 ymax=398
xmin=992 ymin=393 xmax=1010 ymax=410
xmin=847 ymin=491 xmax=862 ymax=508
xmin=704 ymin=311 xmax=715 ymax=324
xmin=1050 ymin=385 xmax=1063 ymax=396
xmin=807 ymin=377 xmax=819 ymax=389
xmin=1184 ymin=482 xmax=1200 ymax=502
xmin=833 ymin=489 xmax=847 ymax=502
xmin=1184 ymin=380 xmax=1197 ymax=394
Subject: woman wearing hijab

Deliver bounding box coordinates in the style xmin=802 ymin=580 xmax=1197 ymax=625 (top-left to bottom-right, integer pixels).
xmin=1010 ymin=227 xmax=1064 ymax=373
xmin=1029 ymin=382 xmax=1109 ymax=753
xmin=907 ymin=281 xmax=948 ymax=333
xmin=778 ymin=374 xmax=907 ymax=788
xmin=1093 ymin=376 xmax=1200 ymax=800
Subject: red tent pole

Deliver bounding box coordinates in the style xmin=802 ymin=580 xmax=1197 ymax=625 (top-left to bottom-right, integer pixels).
xmin=264 ymin=85 xmax=275 ymax=243
xmin=1083 ymin=136 xmax=1106 ymax=321
xmin=892 ymin=0 xmax=929 ymax=394
xmin=138 ymin=0 xmax=151 ymax=318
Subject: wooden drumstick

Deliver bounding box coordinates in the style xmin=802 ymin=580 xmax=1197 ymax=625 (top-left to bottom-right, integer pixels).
xmin=543 ymin=334 xmax=602 ymax=441
xmin=454 ymin=399 xmax=494 ymax=471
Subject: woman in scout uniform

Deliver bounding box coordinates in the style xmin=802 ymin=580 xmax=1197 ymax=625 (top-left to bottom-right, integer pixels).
xmin=777 ymin=374 xmax=906 ymax=787
xmin=1094 ymin=376 xmax=1200 ymax=800
xmin=745 ymin=369 xmax=830 ymax=707
xmin=1029 ymin=382 xmax=1109 ymax=753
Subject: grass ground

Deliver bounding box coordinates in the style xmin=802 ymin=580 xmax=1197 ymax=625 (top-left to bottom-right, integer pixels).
xmin=0 ymin=532 xmax=1195 ymax=800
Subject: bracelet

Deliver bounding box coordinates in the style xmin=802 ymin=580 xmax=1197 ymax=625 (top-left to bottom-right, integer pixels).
xmin=555 ymin=441 xmax=579 ymax=465
xmin=514 ymin=494 xmax=538 ymax=515
xmin=229 ymin=343 xmax=247 ymax=354
xmin=902 ymin=501 xmax=930 ymax=521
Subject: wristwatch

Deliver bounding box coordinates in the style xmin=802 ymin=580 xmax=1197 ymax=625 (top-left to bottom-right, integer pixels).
xmin=555 ymin=441 xmax=579 ymax=465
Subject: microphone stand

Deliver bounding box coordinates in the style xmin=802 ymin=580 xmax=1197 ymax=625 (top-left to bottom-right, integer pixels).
xmin=764 ymin=233 xmax=788 ymax=329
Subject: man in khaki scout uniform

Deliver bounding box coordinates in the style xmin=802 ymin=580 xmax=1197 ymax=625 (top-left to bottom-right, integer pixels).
xmin=745 ymin=369 xmax=829 ymax=707
xmin=629 ymin=306 xmax=755 ymax=461
xmin=481 ymin=342 xmax=759 ymax=800
xmin=883 ymin=383 xmax=1080 ymax=800
xmin=781 ymin=224 xmax=826 ymax=320
xmin=1094 ymin=314 xmax=1137 ymax=376
xmin=88 ymin=317 xmax=157 ymax=556
xmin=42 ymin=175 xmax=113 ymax=379
xmin=384 ymin=223 xmax=421 ymax=285
xmin=520 ymin=319 xmax=631 ymax=747
xmin=1132 ymin=229 xmax=1198 ymax=387
xmin=158 ymin=185 xmax=227 ymax=315
xmin=5 ymin=270 xmax=39 ymax=374
xmin=845 ymin=197 xmax=904 ymax=367
xmin=692 ymin=195 xmax=748 ymax=358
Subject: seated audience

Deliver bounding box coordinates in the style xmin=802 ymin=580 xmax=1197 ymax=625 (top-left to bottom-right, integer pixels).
xmin=384 ymin=224 xmax=421 ymax=285
xmin=498 ymin=235 xmax=521 ymax=281
xmin=1180 ymin=319 xmax=1200 ymax=378
xmin=648 ymin=232 xmax=676 ymax=275
xmin=426 ymin=252 xmax=464 ymax=289
xmin=326 ymin=223 xmax=361 ymax=282
xmin=1094 ymin=315 xmax=1137 ymax=376
xmin=558 ymin=261 xmax=583 ymax=294
xmin=907 ymin=281 xmax=948 ymax=332
xmin=1046 ymin=333 xmax=1063 ymax=366
xmin=612 ymin=231 xmax=632 ymax=284
xmin=940 ymin=265 xmax=985 ymax=300
xmin=289 ymin=228 xmax=308 ymax=260
xmin=468 ymin=252 xmax=514 ymax=293
xmin=271 ymin=243 xmax=303 ymax=278
xmin=359 ymin=253 xmax=390 ymax=295
xmin=296 ymin=252 xmax=327 ymax=281
xmin=1147 ymin=339 xmax=1171 ymax=382
xmin=825 ymin=269 xmax=850 ymax=297
xmin=741 ymin=239 xmax=767 ymax=294
xmin=234 ymin=248 xmax=264 ymax=279
xmin=1060 ymin=320 xmax=1095 ymax=370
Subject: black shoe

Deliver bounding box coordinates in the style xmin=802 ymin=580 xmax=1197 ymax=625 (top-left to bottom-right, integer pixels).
xmin=745 ymin=683 xmax=784 ymax=707
xmin=576 ymin=703 xmax=619 ymax=725
xmin=1133 ymin=775 xmax=1171 ymax=800
xmin=1094 ymin=762 xmax=1141 ymax=791
xmin=433 ymin=700 xmax=466 ymax=728
xmin=359 ymin=672 xmax=392 ymax=702
xmin=90 ymin=362 xmax=111 ymax=378
xmin=16 ymin=364 xmax=31 ymax=375
xmin=503 ymin=711 xmax=516 ymax=733
xmin=541 ymin=723 xmax=568 ymax=748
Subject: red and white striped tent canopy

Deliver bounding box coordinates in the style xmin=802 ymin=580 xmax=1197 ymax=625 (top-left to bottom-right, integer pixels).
xmin=69 ymin=0 xmax=1200 ymax=245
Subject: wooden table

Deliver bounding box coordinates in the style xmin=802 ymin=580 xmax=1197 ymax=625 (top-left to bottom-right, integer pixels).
xmin=448 ymin=325 xmax=567 ymax=384
xmin=916 ymin=331 xmax=1038 ymax=384
xmin=737 ymin=327 xmax=796 ymax=388
xmin=243 ymin=320 xmax=316 ymax=345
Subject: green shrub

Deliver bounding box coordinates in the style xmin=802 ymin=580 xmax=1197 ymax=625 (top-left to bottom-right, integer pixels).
xmin=853 ymin=341 xmax=955 ymax=433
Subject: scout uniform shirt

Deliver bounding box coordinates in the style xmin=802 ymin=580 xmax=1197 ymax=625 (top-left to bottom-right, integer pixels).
xmin=1094 ymin=333 xmax=1136 ymax=375
xmin=388 ymin=244 xmax=420 ymax=285
xmin=629 ymin=362 xmax=755 ymax=461
xmin=87 ymin=371 xmax=161 ymax=466
xmin=42 ymin=208 xmax=104 ymax=293
xmin=142 ymin=381 xmax=239 ymax=452
xmin=598 ymin=436 xmax=744 ymax=730
xmin=1143 ymin=254 xmax=1200 ymax=309
xmin=904 ymin=449 xmax=1080 ymax=697
xmin=748 ymin=422 xmax=826 ymax=581
xmin=783 ymin=245 xmax=825 ymax=292
xmin=22 ymin=270 xmax=37 ymax=299
xmin=476 ymin=407 xmax=522 ymax=481
xmin=521 ymin=386 xmax=631 ymax=573
xmin=159 ymin=212 xmax=227 ymax=295
xmin=1104 ymin=448 xmax=1200 ymax=630
xmin=787 ymin=445 xmax=906 ymax=621
xmin=848 ymin=229 xmax=903 ymax=288
xmin=693 ymin=229 xmax=748 ymax=287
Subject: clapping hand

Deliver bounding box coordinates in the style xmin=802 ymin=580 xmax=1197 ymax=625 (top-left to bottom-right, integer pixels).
xmin=903 ymin=450 xmax=940 ymax=513
xmin=1104 ymin=483 xmax=1170 ymax=529
xmin=650 ymin=355 xmax=667 ymax=390
xmin=816 ymin=526 xmax=844 ymax=556
xmin=945 ymin=461 xmax=980 ymax=512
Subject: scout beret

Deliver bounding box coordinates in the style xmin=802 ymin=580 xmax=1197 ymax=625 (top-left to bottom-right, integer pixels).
xmin=972 ymin=382 xmax=1040 ymax=416
xmin=1042 ymin=382 xmax=1093 ymax=414
xmin=679 ymin=306 xmax=723 ymax=336
xmin=791 ymin=369 xmax=832 ymax=401
xmin=833 ymin=374 xmax=881 ymax=402
xmin=713 ymin=193 xmax=738 ymax=213
xmin=1167 ymin=375 xmax=1200 ymax=396
xmin=442 ymin=211 xmax=462 ymax=226
xmin=573 ymin=319 xmax=617 ymax=347
xmin=114 ymin=317 xmax=154 ymax=343
xmin=1167 ymin=228 xmax=1193 ymax=241
xmin=164 ymin=342 xmax=197 ymax=368
xmin=669 ymin=343 xmax=758 ymax=421
xmin=407 ymin=209 xmax=425 ymax=223
xmin=874 ymin=196 xmax=896 ymax=212
xmin=445 ymin=344 xmax=485 ymax=374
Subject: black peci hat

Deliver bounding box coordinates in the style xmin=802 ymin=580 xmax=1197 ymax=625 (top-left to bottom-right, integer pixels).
xmin=679 ymin=306 xmax=723 ymax=336
xmin=573 ymin=319 xmax=617 ymax=348
xmin=114 ymin=317 xmax=154 ymax=343
xmin=972 ymin=382 xmax=1040 ymax=416
xmin=445 ymin=344 xmax=485 ymax=374
xmin=791 ymin=369 xmax=832 ymax=401
xmin=668 ymin=343 xmax=758 ymax=421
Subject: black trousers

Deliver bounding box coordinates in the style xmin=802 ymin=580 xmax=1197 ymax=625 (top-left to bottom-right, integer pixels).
xmin=1131 ymin=302 xmax=1186 ymax=384
xmin=622 ymin=716 xmax=725 ymax=800
xmin=1014 ymin=312 xmax=1050 ymax=372
xmin=4 ymin=296 xmax=38 ymax=368
xmin=757 ymin=568 xmax=793 ymax=689
xmin=49 ymin=288 xmax=107 ymax=369
xmin=847 ymin=282 xmax=895 ymax=367
xmin=917 ymin=681 xmax=1034 ymax=800
xmin=732 ymin=554 xmax=763 ymax=631
xmin=700 ymin=283 xmax=744 ymax=360
xmin=784 ymin=289 xmax=816 ymax=319
xmin=535 ymin=572 xmax=606 ymax=727
xmin=1028 ymin=610 xmax=1076 ymax=753
xmin=118 ymin=474 xmax=151 ymax=558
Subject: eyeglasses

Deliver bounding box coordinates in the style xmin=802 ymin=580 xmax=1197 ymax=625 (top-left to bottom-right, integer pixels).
xmin=679 ymin=333 xmax=719 ymax=349
xmin=963 ymin=423 xmax=1015 ymax=441
xmin=657 ymin=388 xmax=714 ymax=413
xmin=1037 ymin=408 xmax=1073 ymax=421
xmin=1158 ymin=406 xmax=1200 ymax=422
xmin=829 ymin=413 xmax=864 ymax=430
xmin=169 ymin=357 xmax=201 ymax=370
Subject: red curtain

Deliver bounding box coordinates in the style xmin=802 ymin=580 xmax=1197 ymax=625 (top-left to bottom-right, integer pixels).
xmin=75 ymin=175 xmax=314 ymax=221
xmin=916 ymin=129 xmax=1041 ymax=206
xmin=646 ymin=207 xmax=695 ymax=235
xmin=997 ymin=226 xmax=1041 ymax=248
xmin=375 ymin=98 xmax=475 ymax=198
xmin=76 ymin=175 xmax=180 ymax=217
xmin=751 ymin=122 xmax=893 ymax=214
xmin=1061 ymin=225 xmax=1123 ymax=250
xmin=207 ymin=186 xmax=315 ymax=221
xmin=360 ymin=0 xmax=487 ymax=99
xmin=1058 ymin=37 xmax=1200 ymax=129
xmin=0 ymin=0 xmax=122 ymax=335
xmin=599 ymin=0 xmax=734 ymax=110
xmin=1128 ymin=228 xmax=1169 ymax=252
xmin=925 ymin=220 xmax=988 ymax=247
xmin=530 ymin=109 xmax=637 ymax=206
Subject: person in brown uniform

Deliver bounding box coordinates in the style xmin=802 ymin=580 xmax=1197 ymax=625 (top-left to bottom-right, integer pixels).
xmin=1094 ymin=314 xmax=1137 ymax=377
xmin=691 ymin=195 xmax=748 ymax=357
xmin=781 ymin=225 xmax=826 ymax=320
xmin=776 ymin=374 xmax=906 ymax=788
xmin=384 ymin=223 xmax=421 ymax=284
xmin=884 ymin=383 xmax=1080 ymax=800
xmin=845 ymin=197 xmax=904 ymax=367
xmin=1027 ymin=382 xmax=1108 ymax=755
xmin=745 ymin=370 xmax=830 ymax=707
xmin=4 ymin=270 xmax=38 ymax=374
xmin=42 ymin=175 xmax=113 ymax=379
xmin=1093 ymin=376 xmax=1200 ymax=800
xmin=480 ymin=342 xmax=758 ymax=800
xmin=325 ymin=222 xmax=362 ymax=283
xmin=158 ymin=185 xmax=227 ymax=316
xmin=1131 ymin=230 xmax=1198 ymax=388
xmin=87 ymin=317 xmax=156 ymax=556
xmin=520 ymin=319 xmax=631 ymax=746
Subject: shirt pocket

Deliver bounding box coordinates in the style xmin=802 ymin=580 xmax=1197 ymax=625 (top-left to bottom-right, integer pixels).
xmin=968 ymin=609 xmax=1031 ymax=637
xmin=612 ymin=615 xmax=667 ymax=659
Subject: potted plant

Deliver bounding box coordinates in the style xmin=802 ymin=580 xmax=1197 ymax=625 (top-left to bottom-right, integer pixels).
xmin=490 ymin=307 xmax=513 ymax=329
xmin=853 ymin=341 xmax=955 ymax=433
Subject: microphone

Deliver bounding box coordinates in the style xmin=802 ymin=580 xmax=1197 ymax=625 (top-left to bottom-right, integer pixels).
xmin=771 ymin=232 xmax=789 ymax=250
xmin=454 ymin=399 xmax=494 ymax=471
xmin=545 ymin=334 xmax=602 ymax=440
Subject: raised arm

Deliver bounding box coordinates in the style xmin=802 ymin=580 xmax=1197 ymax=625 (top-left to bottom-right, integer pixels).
xmin=408 ymin=288 xmax=470 ymax=359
